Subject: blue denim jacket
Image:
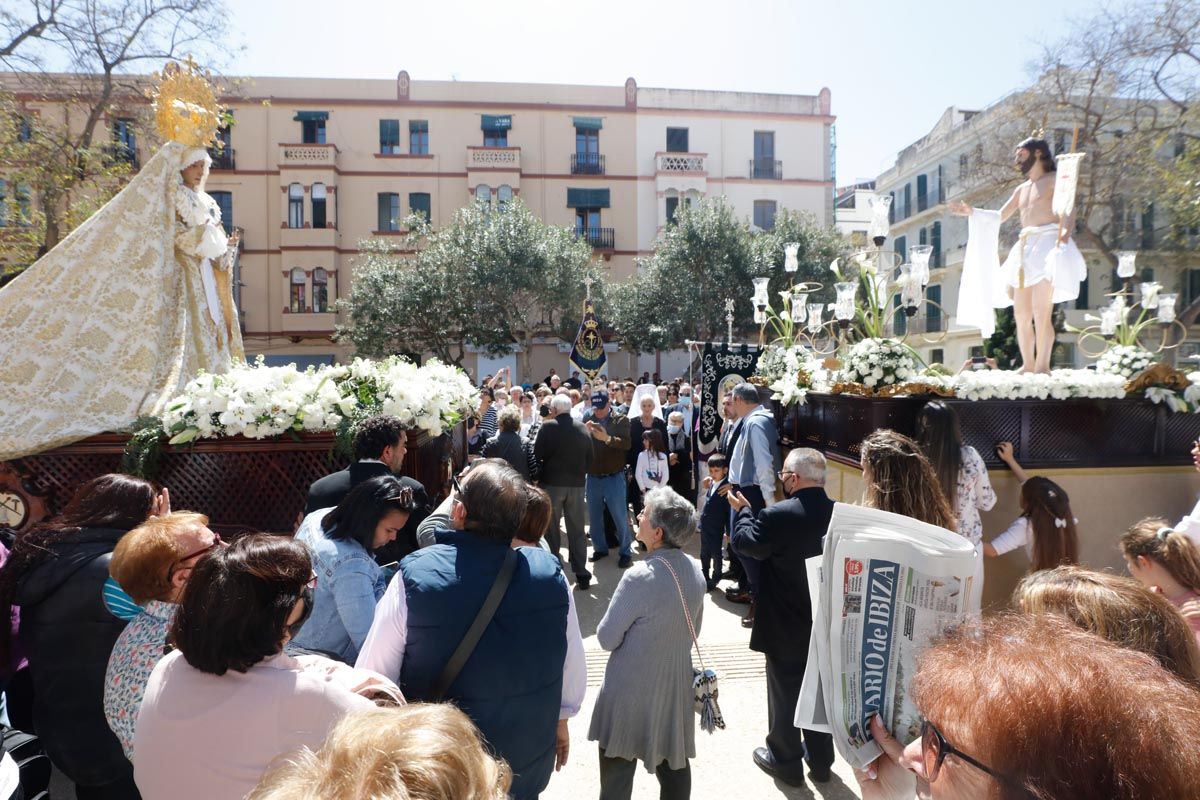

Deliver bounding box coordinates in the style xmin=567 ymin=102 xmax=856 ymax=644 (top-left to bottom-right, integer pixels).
xmin=291 ymin=509 xmax=386 ymax=663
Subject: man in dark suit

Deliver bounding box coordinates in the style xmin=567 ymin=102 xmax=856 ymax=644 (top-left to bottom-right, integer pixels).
xmin=305 ymin=415 xmax=429 ymax=562
xmin=729 ymin=447 xmax=834 ymax=788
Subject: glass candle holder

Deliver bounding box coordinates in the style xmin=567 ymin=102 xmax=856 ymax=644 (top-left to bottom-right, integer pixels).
xmin=1116 ymin=251 xmax=1137 ymax=279
xmin=784 ymin=242 xmax=800 ymax=273
xmin=753 ymin=309 xmax=767 ymax=325
xmin=1099 ymin=305 xmax=1120 ymax=336
xmin=790 ymin=290 xmax=808 ymax=323
xmin=807 ymin=304 xmax=824 ymax=333
xmin=1140 ymin=281 xmax=1161 ymax=309
xmin=1158 ymin=293 xmax=1178 ymax=324
xmin=868 ymin=195 xmax=892 ymax=246
xmin=752 ymin=276 xmax=771 ymax=310
xmin=834 ymin=281 xmax=858 ymax=322
xmin=899 ymin=265 xmax=923 ymax=317
xmin=909 ymin=245 xmax=933 ymax=286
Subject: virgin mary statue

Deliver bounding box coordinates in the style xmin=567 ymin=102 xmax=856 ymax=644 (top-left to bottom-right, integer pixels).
xmin=0 ymin=60 xmax=243 ymax=460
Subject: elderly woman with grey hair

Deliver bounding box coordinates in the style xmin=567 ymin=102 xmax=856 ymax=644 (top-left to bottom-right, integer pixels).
xmin=589 ymin=486 xmax=706 ymax=800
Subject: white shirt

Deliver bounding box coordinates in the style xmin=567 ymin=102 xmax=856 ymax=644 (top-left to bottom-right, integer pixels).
xmin=635 ymin=451 xmax=669 ymax=493
xmin=989 ymin=516 xmax=1033 ymax=558
xmin=357 ymin=564 xmax=587 ymax=720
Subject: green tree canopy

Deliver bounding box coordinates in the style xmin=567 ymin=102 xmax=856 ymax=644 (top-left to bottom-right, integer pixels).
xmin=607 ymin=197 xmax=846 ymax=352
xmin=338 ymin=199 xmax=603 ymax=380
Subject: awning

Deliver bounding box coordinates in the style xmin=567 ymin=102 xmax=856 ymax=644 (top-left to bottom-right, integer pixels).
xmin=293 ymin=111 xmax=329 ymax=122
xmin=409 ymin=120 xmax=428 ymax=132
xmin=572 ymin=116 xmax=603 ymax=131
xmin=567 ymin=188 xmax=610 ymax=208
xmin=481 ymin=114 xmax=512 ymax=131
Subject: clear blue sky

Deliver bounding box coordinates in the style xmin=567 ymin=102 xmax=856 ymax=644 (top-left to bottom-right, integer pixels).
xmin=226 ymin=0 xmax=1100 ymax=183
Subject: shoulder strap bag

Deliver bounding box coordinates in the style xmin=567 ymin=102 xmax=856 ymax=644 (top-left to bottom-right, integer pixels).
xmin=657 ymin=555 xmax=726 ymax=733
xmin=429 ymin=547 xmax=519 ymax=701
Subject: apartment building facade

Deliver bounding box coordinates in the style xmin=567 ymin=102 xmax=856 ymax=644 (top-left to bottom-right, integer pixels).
xmin=0 ymin=72 xmax=834 ymax=378
xmin=875 ymin=101 xmax=1198 ymax=369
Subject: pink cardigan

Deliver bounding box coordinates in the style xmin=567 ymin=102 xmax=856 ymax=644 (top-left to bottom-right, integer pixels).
xmin=133 ymin=651 xmax=373 ymax=800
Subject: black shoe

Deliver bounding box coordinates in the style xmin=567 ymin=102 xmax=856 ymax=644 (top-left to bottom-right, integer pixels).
xmin=618 ymin=555 xmax=633 ymax=568
xmin=807 ymin=763 xmax=832 ymax=783
xmin=752 ymin=747 xmax=805 ymax=787
xmin=575 ymin=575 xmax=591 ymax=591
xmin=589 ymin=551 xmax=609 ymax=563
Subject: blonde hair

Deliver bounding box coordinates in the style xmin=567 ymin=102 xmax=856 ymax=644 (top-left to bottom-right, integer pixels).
xmin=248 ymin=705 xmax=511 ymax=800
xmin=109 ymin=511 xmax=209 ymax=604
xmin=860 ymin=430 xmax=956 ymax=530
xmin=1120 ymin=517 xmax=1200 ymax=593
xmin=1015 ymin=565 xmax=1200 ymax=686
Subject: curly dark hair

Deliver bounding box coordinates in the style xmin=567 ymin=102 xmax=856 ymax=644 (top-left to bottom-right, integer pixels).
xmin=171 ymin=533 xmax=313 ymax=675
xmin=1017 ymin=137 xmax=1057 ymax=172
xmin=352 ymin=415 xmax=407 ymax=461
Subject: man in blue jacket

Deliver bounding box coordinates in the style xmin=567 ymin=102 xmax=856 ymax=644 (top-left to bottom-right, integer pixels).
xmin=358 ymin=460 xmax=568 ymax=800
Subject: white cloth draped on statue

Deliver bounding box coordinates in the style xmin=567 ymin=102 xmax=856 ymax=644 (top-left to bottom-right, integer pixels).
xmin=956 ymin=209 xmax=1009 ymax=339
xmin=956 ymin=209 xmax=1088 ymax=339
xmin=0 ymin=141 xmax=242 ymax=461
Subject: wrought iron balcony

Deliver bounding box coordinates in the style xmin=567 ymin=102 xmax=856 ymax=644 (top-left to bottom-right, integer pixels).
xmin=577 ymin=226 xmax=614 ymax=250
xmin=750 ymin=158 xmax=782 ymax=180
xmin=571 ymin=152 xmax=605 ymax=175
xmin=209 ymin=148 xmax=236 ymax=171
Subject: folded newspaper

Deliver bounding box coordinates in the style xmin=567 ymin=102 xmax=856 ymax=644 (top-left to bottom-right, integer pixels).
xmin=795 ymin=503 xmax=979 ymax=770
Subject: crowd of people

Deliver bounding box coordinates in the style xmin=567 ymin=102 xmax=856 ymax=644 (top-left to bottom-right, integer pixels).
xmin=0 ymin=368 xmax=1198 ymax=799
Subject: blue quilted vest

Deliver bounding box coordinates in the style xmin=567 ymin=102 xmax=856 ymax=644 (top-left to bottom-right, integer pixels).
xmin=400 ymin=530 xmax=568 ymax=799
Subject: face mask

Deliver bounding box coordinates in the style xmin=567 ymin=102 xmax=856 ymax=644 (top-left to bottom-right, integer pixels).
xmin=680 ymin=395 xmax=692 ymax=407
xmin=667 ymin=425 xmax=681 ymax=434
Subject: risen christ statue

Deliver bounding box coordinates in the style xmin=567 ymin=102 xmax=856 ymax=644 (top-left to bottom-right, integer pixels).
xmin=951 ymin=138 xmax=1086 ymax=374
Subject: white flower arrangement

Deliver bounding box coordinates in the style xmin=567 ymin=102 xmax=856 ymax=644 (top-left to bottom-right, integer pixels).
xmin=1094 ymin=345 xmax=1155 ymax=378
xmin=948 ymin=369 xmax=1126 ymax=402
xmin=756 ymin=344 xmax=827 ymax=407
xmin=161 ymin=356 xmax=478 ymax=444
xmin=840 ymin=338 xmax=916 ymax=389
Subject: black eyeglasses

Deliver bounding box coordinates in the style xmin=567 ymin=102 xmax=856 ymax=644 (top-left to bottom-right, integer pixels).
xmin=921 ymin=720 xmax=1016 ymax=786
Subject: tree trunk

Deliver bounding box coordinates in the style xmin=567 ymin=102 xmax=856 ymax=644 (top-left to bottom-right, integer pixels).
xmin=517 ymin=336 xmax=534 ymax=386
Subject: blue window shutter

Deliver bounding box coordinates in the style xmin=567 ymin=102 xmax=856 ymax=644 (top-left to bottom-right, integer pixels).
xmin=567 ymin=188 xmax=610 ymax=208
xmin=481 ymin=114 xmax=513 ymax=131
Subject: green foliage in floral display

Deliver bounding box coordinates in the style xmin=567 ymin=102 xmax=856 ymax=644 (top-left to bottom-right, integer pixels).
xmin=338 ymin=200 xmax=601 ymax=378
xmin=608 ymin=198 xmax=846 ymax=351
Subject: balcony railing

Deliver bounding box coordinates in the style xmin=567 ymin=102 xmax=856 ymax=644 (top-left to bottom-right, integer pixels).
xmin=656 ymin=152 xmax=706 ymax=173
xmin=571 ymin=152 xmax=605 ymax=175
xmin=577 ymin=226 xmax=614 ymax=250
xmin=209 ymin=148 xmax=236 ymax=171
xmin=278 ymin=143 xmax=338 ymax=167
xmin=750 ymin=158 xmax=782 ymax=180
xmin=467 ymin=146 xmax=521 ymax=170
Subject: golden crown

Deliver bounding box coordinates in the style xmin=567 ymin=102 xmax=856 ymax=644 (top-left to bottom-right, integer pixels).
xmin=1029 ymin=124 xmax=1046 ymax=140
xmin=149 ymin=57 xmax=223 ymax=149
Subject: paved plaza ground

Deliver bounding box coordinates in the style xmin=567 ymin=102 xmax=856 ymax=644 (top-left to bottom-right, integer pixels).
xmin=543 ymin=534 xmax=864 ymax=800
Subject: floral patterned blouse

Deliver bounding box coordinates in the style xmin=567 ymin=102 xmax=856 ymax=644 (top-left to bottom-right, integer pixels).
xmin=954 ymin=445 xmax=997 ymax=545
xmin=104 ymin=600 xmax=177 ymax=758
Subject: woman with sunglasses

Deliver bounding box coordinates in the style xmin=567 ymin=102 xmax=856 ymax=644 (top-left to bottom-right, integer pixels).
xmin=854 ymin=613 xmax=1200 ymax=799
xmin=291 ymin=474 xmax=415 ymax=663
xmin=104 ymin=512 xmax=222 ymax=758
xmin=133 ymin=534 xmax=400 ymax=800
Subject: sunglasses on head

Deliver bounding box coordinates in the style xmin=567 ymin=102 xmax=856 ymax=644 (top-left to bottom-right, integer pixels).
xmin=167 ymin=533 xmax=225 ymax=579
